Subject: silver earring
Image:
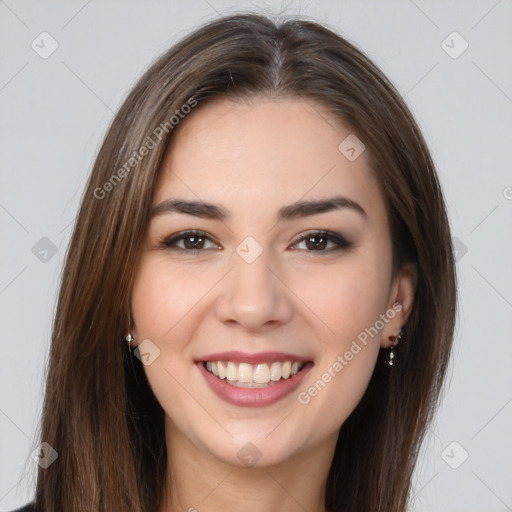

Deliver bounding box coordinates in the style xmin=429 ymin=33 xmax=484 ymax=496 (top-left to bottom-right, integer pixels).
xmin=125 ymin=333 xmax=134 ymax=353
xmin=384 ymin=330 xmax=402 ymax=366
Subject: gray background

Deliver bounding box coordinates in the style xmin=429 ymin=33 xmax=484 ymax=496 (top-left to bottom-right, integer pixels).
xmin=1 ymin=1 xmax=511 ymax=510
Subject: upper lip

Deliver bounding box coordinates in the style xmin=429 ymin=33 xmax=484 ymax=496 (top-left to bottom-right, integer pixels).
xmin=195 ymin=351 xmax=312 ymax=364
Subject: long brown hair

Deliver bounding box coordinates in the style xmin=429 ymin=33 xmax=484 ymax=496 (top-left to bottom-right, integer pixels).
xmin=28 ymin=12 xmax=457 ymax=512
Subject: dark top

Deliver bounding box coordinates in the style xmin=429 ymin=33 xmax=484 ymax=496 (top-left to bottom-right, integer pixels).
xmin=10 ymin=504 xmax=35 ymax=512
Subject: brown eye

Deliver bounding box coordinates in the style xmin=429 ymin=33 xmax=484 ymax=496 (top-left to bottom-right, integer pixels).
xmin=161 ymin=230 xmax=219 ymax=254
xmin=293 ymin=231 xmax=352 ymax=253
xmin=304 ymin=234 xmax=328 ymax=250
xmin=182 ymin=235 xmax=205 ymax=250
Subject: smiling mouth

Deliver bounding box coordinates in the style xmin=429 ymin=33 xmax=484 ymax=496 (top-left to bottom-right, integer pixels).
xmin=203 ymin=360 xmax=307 ymax=388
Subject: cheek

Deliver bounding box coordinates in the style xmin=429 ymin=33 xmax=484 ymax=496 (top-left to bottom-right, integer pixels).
xmin=294 ymin=252 xmax=391 ymax=433
xmin=297 ymin=258 xmax=389 ymax=348
xmin=131 ymin=258 xmax=211 ymax=340
xmin=130 ymin=260 xmax=202 ymax=415
xmin=130 ymin=258 xmax=218 ymax=392
xmin=296 ymin=272 xmax=384 ymax=440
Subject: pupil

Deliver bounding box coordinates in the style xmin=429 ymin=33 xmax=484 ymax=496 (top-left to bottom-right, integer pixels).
xmin=307 ymin=236 xmax=326 ymax=250
xmin=185 ymin=236 xmax=203 ymax=249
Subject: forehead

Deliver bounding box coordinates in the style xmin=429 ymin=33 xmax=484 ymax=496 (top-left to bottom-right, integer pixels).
xmin=154 ymin=96 xmax=386 ymax=225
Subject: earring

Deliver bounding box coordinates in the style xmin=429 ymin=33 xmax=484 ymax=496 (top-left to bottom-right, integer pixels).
xmin=125 ymin=333 xmax=134 ymax=353
xmin=384 ymin=330 xmax=402 ymax=367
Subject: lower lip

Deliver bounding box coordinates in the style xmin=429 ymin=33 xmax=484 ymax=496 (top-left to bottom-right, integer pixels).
xmin=197 ymin=362 xmax=313 ymax=407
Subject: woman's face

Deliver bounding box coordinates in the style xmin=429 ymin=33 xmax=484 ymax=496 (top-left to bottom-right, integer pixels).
xmin=130 ymin=97 xmax=415 ymax=468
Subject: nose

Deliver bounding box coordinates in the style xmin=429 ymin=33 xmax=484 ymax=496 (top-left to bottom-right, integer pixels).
xmin=215 ymin=246 xmax=294 ymax=333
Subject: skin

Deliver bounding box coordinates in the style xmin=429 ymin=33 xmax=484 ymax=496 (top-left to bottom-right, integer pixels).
xmin=130 ymin=96 xmax=416 ymax=512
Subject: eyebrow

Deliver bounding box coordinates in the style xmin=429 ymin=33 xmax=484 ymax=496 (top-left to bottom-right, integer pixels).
xmin=151 ymin=195 xmax=367 ymax=221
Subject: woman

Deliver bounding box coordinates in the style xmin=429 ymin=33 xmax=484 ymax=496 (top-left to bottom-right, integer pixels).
xmin=15 ymin=12 xmax=457 ymax=512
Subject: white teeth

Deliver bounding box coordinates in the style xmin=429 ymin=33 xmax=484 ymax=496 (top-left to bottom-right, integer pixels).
xmin=238 ymin=363 xmax=253 ymax=383
xmin=253 ymin=363 xmax=270 ymax=384
xmin=270 ymin=362 xmax=281 ymax=381
xmin=281 ymin=361 xmax=291 ymax=379
xmin=226 ymin=362 xmax=237 ymax=381
xmin=217 ymin=361 xmax=226 ymax=379
xmin=204 ymin=360 xmax=305 ymax=386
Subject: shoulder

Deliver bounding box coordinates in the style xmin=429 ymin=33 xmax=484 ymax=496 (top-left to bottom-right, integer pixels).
xmin=9 ymin=503 xmax=35 ymax=512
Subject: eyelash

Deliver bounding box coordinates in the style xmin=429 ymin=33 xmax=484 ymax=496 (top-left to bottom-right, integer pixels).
xmin=160 ymin=229 xmax=352 ymax=255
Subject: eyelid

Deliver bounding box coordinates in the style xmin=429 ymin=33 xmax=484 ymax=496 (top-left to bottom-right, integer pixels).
xmin=160 ymin=229 xmax=352 ymax=254
xmin=291 ymin=230 xmax=352 ymax=251
xmin=161 ymin=229 xmax=220 ymax=253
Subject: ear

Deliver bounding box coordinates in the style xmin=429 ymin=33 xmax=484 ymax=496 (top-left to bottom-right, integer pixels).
xmin=381 ymin=262 xmax=417 ymax=349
